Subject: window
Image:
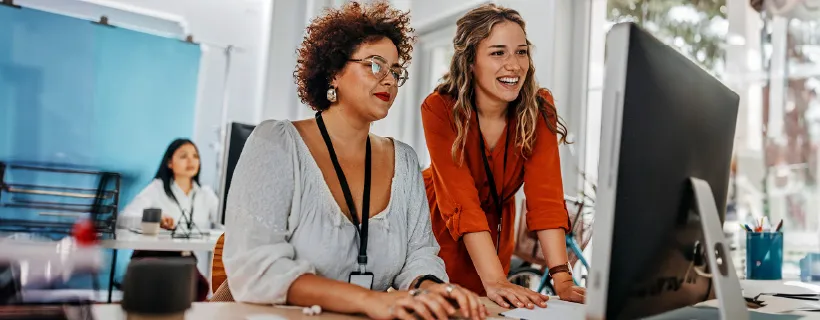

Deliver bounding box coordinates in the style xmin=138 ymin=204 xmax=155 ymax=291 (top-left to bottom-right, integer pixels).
xmin=586 ymin=0 xmax=820 ymax=278
xmin=586 ymin=0 xmax=728 ymax=181
xmin=755 ymin=13 xmax=820 ymax=276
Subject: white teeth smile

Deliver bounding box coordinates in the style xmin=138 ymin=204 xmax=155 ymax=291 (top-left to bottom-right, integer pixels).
xmin=498 ymin=77 xmax=519 ymax=85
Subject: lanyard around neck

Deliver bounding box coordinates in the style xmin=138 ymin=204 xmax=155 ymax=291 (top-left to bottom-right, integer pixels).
xmin=170 ymin=190 xmax=196 ymax=229
xmin=473 ymin=108 xmax=511 ymax=253
xmin=315 ymin=111 xmax=372 ymax=270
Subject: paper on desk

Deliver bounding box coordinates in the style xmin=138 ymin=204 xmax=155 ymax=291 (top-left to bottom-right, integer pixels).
xmin=742 ymin=280 xmax=820 ymax=297
xmin=698 ymin=295 xmax=820 ymax=315
xmin=643 ymin=307 xmax=806 ymax=320
xmin=500 ymin=299 xmax=585 ymax=319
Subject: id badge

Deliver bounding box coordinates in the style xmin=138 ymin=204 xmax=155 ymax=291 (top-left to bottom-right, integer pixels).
xmin=348 ymin=271 xmax=374 ymax=290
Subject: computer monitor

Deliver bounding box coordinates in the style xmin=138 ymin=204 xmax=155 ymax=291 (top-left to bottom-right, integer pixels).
xmin=586 ymin=23 xmax=746 ymax=320
xmin=217 ymin=122 xmax=256 ymax=226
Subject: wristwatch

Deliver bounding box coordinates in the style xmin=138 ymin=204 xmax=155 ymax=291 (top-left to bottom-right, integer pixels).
xmin=413 ymin=275 xmax=445 ymax=289
xmin=548 ymin=264 xmax=572 ymax=277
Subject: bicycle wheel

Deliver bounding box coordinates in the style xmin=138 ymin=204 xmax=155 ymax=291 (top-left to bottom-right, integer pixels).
xmin=507 ymin=267 xmax=555 ymax=295
xmin=566 ymin=198 xmax=594 ymax=268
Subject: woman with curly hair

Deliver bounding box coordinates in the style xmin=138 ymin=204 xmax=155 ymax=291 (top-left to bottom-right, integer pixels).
xmin=421 ymin=3 xmax=585 ymax=307
xmin=222 ymin=2 xmax=487 ymax=319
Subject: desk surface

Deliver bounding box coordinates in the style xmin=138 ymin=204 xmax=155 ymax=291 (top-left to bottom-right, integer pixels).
xmin=98 ymin=229 xmax=222 ymax=251
xmin=92 ymin=280 xmax=820 ymax=319
xmin=93 ymin=298 xmax=513 ymax=320
xmin=738 ymin=280 xmax=820 ymax=317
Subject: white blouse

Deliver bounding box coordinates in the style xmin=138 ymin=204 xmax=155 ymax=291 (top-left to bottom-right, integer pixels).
xmin=118 ymin=179 xmax=220 ymax=231
xmin=222 ymin=120 xmax=447 ymax=305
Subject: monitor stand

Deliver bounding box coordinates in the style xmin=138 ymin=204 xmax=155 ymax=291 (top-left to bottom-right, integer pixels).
xmin=688 ymin=177 xmax=749 ymax=320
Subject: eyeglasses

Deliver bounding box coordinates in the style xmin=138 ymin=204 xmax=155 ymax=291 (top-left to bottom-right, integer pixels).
xmin=348 ymin=55 xmax=409 ymax=87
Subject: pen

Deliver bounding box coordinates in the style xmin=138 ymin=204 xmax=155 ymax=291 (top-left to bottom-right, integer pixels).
xmin=743 ymin=224 xmax=752 ymax=232
xmin=775 ymin=219 xmax=783 ymax=232
xmin=773 ymin=295 xmax=819 ymax=301
xmin=774 ymin=294 xmax=820 ymax=298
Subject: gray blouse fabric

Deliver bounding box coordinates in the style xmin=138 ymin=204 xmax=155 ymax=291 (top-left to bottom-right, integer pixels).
xmin=222 ymin=119 xmax=448 ymax=305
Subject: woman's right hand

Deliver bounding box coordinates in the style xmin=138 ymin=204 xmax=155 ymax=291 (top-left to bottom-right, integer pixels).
xmin=364 ymin=289 xmax=483 ymax=320
xmin=160 ymin=215 xmax=175 ymax=230
xmin=483 ymin=278 xmax=549 ymax=310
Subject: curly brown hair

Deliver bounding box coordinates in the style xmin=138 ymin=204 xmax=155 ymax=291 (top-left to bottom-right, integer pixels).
xmin=294 ymin=1 xmax=415 ymax=111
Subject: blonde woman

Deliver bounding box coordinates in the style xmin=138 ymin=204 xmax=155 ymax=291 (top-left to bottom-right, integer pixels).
xmin=421 ymin=3 xmax=586 ymax=309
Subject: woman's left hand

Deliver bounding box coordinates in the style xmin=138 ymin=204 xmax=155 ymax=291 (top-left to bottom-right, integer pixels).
xmin=425 ymin=283 xmax=489 ymax=320
xmin=552 ymin=273 xmax=585 ymax=303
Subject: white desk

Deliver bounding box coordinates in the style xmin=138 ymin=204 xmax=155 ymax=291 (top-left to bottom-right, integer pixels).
xmin=685 ymin=280 xmax=820 ymax=318
xmin=93 ymin=298 xmax=512 ymax=320
xmin=98 ymin=229 xmax=223 ymax=303
xmin=99 ymin=229 xmax=222 ymax=251
xmin=742 ymin=280 xmax=820 ymax=316
xmin=91 ymin=281 xmax=820 ymax=320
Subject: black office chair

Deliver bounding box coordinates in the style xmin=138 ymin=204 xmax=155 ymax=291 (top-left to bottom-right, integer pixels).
xmin=0 ymin=262 xmax=22 ymax=304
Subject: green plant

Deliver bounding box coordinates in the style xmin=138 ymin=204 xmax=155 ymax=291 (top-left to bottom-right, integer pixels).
xmin=607 ymin=0 xmax=727 ymax=73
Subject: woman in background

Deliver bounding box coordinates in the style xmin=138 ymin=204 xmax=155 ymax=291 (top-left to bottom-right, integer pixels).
xmin=119 ymin=138 xmax=219 ymax=301
xmin=421 ymin=4 xmax=585 ymax=309
xmin=222 ymin=2 xmax=487 ymax=320
xmin=119 ymin=138 xmax=219 ymax=232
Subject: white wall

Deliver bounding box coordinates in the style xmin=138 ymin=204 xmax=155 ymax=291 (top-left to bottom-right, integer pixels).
xmin=411 ymin=0 xmax=487 ymax=30
xmin=261 ymin=0 xmax=308 ymax=121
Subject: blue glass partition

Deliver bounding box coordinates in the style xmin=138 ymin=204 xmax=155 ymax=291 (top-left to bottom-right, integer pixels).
xmin=0 ymin=6 xmax=201 ymax=289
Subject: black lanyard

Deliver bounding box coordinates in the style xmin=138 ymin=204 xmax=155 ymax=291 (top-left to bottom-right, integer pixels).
xmin=474 ymin=110 xmax=511 ymax=253
xmin=316 ymin=111 xmax=372 ymax=271
xmin=170 ymin=190 xmax=196 ymax=229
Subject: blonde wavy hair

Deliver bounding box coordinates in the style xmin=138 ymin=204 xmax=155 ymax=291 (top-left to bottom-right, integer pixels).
xmin=436 ymin=4 xmax=569 ymax=162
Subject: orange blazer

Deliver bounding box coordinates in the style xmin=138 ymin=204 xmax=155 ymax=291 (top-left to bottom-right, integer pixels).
xmin=421 ymin=89 xmax=569 ymax=295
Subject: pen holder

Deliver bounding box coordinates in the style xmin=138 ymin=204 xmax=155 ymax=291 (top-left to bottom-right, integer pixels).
xmin=746 ymin=232 xmax=783 ymax=280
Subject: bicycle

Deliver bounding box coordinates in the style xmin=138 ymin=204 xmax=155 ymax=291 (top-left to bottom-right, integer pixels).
xmin=508 ymin=193 xmax=594 ymax=294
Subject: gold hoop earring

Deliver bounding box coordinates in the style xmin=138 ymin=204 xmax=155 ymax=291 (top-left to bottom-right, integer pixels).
xmin=326 ymin=87 xmax=337 ymax=103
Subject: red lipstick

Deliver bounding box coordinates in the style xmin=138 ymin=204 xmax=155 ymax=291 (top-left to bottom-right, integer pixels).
xmin=374 ymin=92 xmax=391 ymax=102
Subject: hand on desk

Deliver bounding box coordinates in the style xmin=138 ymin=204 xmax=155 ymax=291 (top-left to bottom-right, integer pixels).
xmin=483 ymin=278 xmax=549 ymax=309
xmin=364 ymin=285 xmax=488 ymax=320
xmin=425 ymin=283 xmax=487 ymax=320
xmin=160 ymin=215 xmax=175 ymax=230
xmin=553 ymin=273 xmax=586 ymax=303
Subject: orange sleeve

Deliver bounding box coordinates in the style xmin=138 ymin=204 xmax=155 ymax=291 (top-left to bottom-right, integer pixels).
xmin=524 ymin=90 xmax=570 ymax=232
xmin=421 ymin=94 xmax=491 ymax=241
